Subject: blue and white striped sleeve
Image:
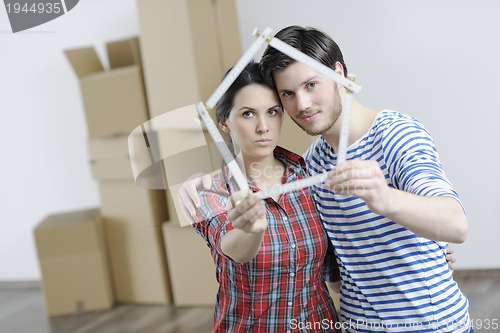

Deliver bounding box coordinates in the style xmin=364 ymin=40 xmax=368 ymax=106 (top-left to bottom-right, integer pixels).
xmin=381 ymin=117 xmax=461 ymax=202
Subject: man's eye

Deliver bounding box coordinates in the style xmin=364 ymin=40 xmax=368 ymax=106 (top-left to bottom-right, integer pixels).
xmin=282 ymin=91 xmax=292 ymax=98
xmin=307 ymin=82 xmax=317 ymax=89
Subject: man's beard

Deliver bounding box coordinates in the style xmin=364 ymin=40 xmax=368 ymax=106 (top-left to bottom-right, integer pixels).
xmin=294 ymin=85 xmax=342 ymax=136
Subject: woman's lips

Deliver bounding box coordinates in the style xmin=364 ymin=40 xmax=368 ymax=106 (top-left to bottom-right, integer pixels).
xmin=255 ymin=139 xmax=273 ymax=146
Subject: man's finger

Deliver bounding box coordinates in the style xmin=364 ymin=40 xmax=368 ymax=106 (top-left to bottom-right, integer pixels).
xmin=178 ymin=188 xmax=197 ymax=217
xmin=202 ymin=174 xmax=212 ymax=190
xmin=446 ymin=254 xmax=456 ymax=263
xmin=179 ymin=197 xmax=196 ymax=225
xmin=183 ymin=173 xmax=211 ymax=208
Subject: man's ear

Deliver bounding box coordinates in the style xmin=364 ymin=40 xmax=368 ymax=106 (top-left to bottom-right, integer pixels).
xmin=219 ymin=119 xmax=230 ymax=133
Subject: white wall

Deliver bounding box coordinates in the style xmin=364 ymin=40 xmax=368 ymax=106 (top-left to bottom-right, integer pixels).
xmin=0 ymin=0 xmax=139 ymax=280
xmin=1 ymin=0 xmax=498 ymax=280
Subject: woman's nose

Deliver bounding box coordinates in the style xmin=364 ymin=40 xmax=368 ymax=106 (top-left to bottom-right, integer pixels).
xmin=256 ymin=116 xmax=269 ymax=133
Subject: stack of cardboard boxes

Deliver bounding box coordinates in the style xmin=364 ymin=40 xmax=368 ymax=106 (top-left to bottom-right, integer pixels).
xmin=64 ymin=36 xmax=172 ymax=305
xmin=35 ymin=36 xmax=173 ymax=316
xmin=135 ymin=0 xmax=242 ymax=306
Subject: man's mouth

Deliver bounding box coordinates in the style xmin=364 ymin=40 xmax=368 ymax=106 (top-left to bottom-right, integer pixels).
xmin=300 ymin=111 xmax=320 ymax=122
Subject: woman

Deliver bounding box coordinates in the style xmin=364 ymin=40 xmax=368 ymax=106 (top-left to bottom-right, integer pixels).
xmin=192 ymin=61 xmax=340 ymax=332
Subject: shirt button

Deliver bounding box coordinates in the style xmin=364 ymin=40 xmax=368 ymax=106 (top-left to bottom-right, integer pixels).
xmin=290 ymin=272 xmax=295 ymax=277
xmin=283 ymin=216 xmax=288 ymax=222
xmin=290 ymin=244 xmax=296 ymax=249
xmin=288 ymin=301 xmax=293 ymax=306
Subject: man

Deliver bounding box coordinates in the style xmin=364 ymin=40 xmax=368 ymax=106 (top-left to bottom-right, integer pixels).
xmin=258 ymin=25 xmax=470 ymax=332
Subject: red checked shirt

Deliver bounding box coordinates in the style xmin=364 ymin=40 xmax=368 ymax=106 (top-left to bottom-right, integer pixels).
xmin=194 ymin=146 xmax=340 ymax=333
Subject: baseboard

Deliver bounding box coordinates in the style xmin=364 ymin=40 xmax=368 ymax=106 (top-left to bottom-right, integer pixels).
xmin=0 ymin=280 xmax=41 ymax=290
xmin=453 ymin=268 xmax=500 ymax=279
xmin=1 ymin=270 xmax=499 ymax=289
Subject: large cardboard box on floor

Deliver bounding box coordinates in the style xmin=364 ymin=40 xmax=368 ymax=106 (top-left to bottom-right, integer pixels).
xmin=98 ymin=180 xmax=172 ymax=304
xmin=162 ymin=222 xmax=218 ymax=306
xmin=34 ymin=208 xmax=113 ymax=316
xmin=162 ymin=178 xmax=218 ymax=306
xmin=162 ymin=154 xmax=218 ymax=306
xmin=136 ymin=0 xmax=241 ymax=117
xmin=89 ymin=136 xmax=172 ymax=304
xmin=64 ymin=37 xmax=149 ymax=137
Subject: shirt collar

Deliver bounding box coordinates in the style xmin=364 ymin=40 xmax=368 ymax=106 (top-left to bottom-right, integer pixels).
xmin=222 ymin=146 xmax=307 ymax=193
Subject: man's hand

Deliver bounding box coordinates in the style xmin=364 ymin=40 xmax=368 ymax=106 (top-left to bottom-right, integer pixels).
xmin=324 ymin=160 xmax=389 ymax=214
xmin=325 ymin=160 xmax=468 ymax=243
xmin=178 ymin=173 xmax=213 ymax=223
xmin=446 ymin=245 xmax=456 ymax=274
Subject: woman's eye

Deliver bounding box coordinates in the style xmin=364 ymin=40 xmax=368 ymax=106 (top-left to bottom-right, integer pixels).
xmin=268 ymin=109 xmax=278 ymax=116
xmin=242 ymin=111 xmax=253 ymax=118
xmin=282 ymin=91 xmax=292 ymax=98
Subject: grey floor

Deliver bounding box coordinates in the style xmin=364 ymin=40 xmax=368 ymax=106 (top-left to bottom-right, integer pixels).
xmin=1 ymin=270 xmax=499 ymax=333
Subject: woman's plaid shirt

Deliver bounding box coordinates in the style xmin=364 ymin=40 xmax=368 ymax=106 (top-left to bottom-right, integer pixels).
xmin=193 ymin=147 xmax=340 ymax=332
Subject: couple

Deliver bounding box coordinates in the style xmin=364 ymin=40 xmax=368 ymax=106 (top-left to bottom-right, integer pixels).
xmin=182 ymin=25 xmax=471 ymax=332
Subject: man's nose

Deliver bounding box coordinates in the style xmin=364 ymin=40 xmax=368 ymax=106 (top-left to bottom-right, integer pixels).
xmin=296 ymin=92 xmax=312 ymax=112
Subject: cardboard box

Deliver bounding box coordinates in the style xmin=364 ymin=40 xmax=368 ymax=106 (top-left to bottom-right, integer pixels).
xmin=162 ymin=222 xmax=218 ymax=306
xmin=87 ymin=136 xmax=134 ymax=181
xmin=87 ymin=131 xmax=172 ymax=304
xmin=65 ymin=37 xmax=149 ymax=137
xmin=98 ymin=181 xmax=172 ymax=304
xmin=34 ymin=208 xmax=113 ymax=316
xmin=136 ymin=0 xmax=242 ymax=117
xmin=125 ymin=104 xmax=226 ymax=191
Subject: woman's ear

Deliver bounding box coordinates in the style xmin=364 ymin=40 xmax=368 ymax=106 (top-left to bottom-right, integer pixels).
xmin=334 ymin=61 xmax=345 ymax=77
xmin=219 ymin=119 xmax=230 ymax=133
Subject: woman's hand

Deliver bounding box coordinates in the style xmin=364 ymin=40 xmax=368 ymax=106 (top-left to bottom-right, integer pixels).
xmin=227 ymin=191 xmax=268 ymax=234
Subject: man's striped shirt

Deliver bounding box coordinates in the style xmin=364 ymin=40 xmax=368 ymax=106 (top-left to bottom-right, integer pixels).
xmin=305 ymin=110 xmax=470 ymax=332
